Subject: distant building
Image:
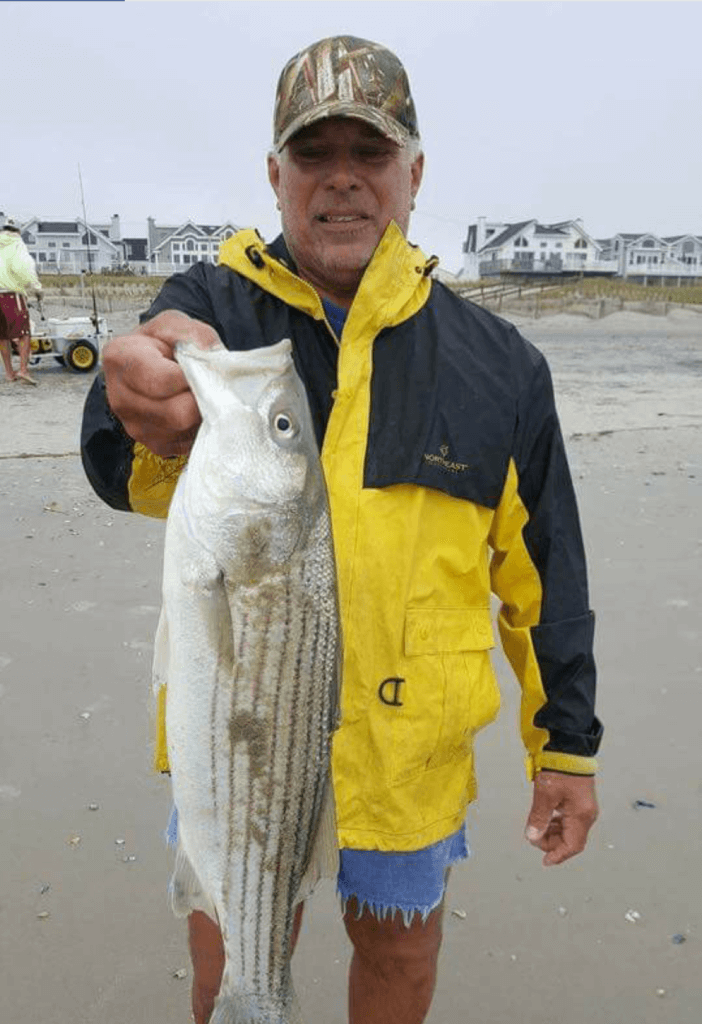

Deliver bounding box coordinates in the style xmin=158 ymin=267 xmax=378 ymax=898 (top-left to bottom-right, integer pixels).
xmin=147 ymin=218 xmax=241 ymax=274
xmin=5 ymin=212 xmax=246 ymax=275
xmin=121 ymin=237 xmax=149 ymax=272
xmin=462 ymin=218 xmax=615 ymax=279
xmin=597 ymin=232 xmax=702 ymax=282
xmin=19 ymin=215 xmax=125 ymax=273
xmin=463 ymin=217 xmax=702 ymax=283
xmin=665 ymin=234 xmax=702 ymax=271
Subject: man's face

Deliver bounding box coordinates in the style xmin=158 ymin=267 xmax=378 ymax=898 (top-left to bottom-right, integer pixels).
xmin=267 ymin=117 xmax=424 ymax=307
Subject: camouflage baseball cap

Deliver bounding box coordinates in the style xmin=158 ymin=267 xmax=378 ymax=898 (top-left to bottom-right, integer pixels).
xmin=273 ymin=36 xmax=420 ymax=151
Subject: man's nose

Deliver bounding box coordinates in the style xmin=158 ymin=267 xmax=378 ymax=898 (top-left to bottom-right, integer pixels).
xmin=326 ymin=154 xmax=361 ymax=190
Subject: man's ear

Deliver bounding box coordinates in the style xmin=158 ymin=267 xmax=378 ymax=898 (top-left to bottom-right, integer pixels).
xmin=267 ymin=153 xmax=281 ymax=197
xmin=410 ymin=152 xmax=425 ymax=199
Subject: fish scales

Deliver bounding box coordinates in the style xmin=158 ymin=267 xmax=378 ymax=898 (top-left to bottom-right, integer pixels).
xmin=155 ymin=337 xmax=339 ymax=1024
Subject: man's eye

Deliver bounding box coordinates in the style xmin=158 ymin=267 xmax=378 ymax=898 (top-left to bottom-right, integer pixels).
xmin=296 ymin=147 xmax=328 ymax=161
xmin=358 ymin=147 xmax=391 ymax=161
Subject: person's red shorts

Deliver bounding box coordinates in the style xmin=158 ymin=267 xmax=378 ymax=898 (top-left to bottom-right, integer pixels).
xmin=0 ymin=293 xmax=30 ymax=342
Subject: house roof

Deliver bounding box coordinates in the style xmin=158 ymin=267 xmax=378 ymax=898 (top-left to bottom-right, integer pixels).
xmin=38 ymin=221 xmax=83 ymax=233
xmin=81 ymin=230 xmax=120 ymax=252
xmin=152 ymin=220 xmax=212 ymax=252
xmin=534 ymin=225 xmax=568 ymax=236
xmin=479 ymin=220 xmax=533 ymax=251
xmin=152 ymin=220 xmax=241 ymax=252
xmin=616 ymin=233 xmax=654 ymax=242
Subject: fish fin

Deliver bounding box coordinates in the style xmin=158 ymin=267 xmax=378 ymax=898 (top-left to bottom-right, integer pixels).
xmin=295 ymin=776 xmax=339 ymax=905
xmin=170 ymin=843 xmax=217 ymax=921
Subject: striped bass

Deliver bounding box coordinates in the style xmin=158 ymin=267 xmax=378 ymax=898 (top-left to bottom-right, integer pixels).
xmin=153 ymin=337 xmax=340 ymax=1024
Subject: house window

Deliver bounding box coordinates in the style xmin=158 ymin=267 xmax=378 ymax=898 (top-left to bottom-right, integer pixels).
xmin=62 ymin=242 xmax=70 ymax=248
xmin=174 ymin=255 xmax=180 ymax=264
xmin=540 ymin=242 xmax=547 ymax=248
xmin=48 ymin=241 xmax=56 ymax=248
xmin=186 ymin=240 xmax=195 ymax=251
xmin=173 ymin=242 xmax=181 ymax=251
xmin=642 ymin=239 xmax=655 ymax=248
xmin=200 ymin=243 xmax=207 ymax=251
xmin=555 ymin=243 xmax=562 ymax=249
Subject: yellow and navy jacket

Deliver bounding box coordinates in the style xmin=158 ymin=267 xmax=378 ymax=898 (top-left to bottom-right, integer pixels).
xmin=81 ymin=225 xmax=602 ymax=852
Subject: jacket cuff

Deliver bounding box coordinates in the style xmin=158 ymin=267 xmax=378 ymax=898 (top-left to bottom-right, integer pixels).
xmin=525 ymin=751 xmax=598 ymax=780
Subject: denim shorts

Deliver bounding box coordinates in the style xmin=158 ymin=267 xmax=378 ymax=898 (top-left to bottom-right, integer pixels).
xmin=166 ymin=806 xmax=468 ymax=926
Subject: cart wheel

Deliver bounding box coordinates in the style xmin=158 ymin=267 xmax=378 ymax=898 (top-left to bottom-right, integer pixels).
xmin=65 ymin=340 xmax=98 ymax=373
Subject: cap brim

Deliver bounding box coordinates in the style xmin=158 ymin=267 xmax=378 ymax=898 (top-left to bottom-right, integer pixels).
xmin=275 ymin=100 xmax=409 ymax=152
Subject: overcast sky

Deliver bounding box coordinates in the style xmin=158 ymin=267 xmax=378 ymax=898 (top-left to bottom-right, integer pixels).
xmin=4 ymin=0 xmax=701 ymax=272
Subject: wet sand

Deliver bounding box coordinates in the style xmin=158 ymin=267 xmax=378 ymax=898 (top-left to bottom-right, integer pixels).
xmin=1 ymin=306 xmax=700 ymax=1022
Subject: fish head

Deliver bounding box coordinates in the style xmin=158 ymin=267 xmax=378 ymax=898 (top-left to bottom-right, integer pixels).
xmin=176 ymin=338 xmax=325 ymax=567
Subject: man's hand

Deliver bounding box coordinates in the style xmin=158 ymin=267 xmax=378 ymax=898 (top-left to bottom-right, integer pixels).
xmin=103 ymin=310 xmax=220 ymax=457
xmin=525 ymin=770 xmax=598 ymax=866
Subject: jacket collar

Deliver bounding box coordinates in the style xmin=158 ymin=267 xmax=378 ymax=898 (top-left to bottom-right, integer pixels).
xmin=218 ymin=224 xmax=435 ymax=331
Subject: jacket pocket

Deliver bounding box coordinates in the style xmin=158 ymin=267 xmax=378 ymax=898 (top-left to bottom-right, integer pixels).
xmin=385 ymin=609 xmax=500 ymax=786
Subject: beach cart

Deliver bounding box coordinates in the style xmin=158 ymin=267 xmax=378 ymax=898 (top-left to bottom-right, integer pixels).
xmin=28 ymin=315 xmax=111 ymax=373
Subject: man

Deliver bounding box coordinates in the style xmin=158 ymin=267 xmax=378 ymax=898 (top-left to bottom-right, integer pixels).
xmin=81 ymin=36 xmax=601 ymax=1024
xmin=0 ymin=217 xmax=42 ymax=385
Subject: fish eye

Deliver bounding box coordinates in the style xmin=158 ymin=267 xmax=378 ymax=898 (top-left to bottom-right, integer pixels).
xmin=273 ymin=411 xmax=298 ymax=438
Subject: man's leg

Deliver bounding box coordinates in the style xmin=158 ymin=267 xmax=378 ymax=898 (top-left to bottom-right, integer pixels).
xmin=0 ymin=339 xmax=17 ymax=380
xmin=344 ymin=898 xmax=445 ymax=1024
xmin=189 ymin=911 xmax=225 ymax=1024
xmin=188 ymin=902 xmax=305 ymax=1024
xmin=17 ymin=334 xmax=36 ymax=383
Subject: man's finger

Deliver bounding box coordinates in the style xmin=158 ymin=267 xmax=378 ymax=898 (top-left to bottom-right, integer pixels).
xmin=542 ymin=818 xmax=587 ymax=866
xmin=139 ymin=310 xmax=222 ymax=352
xmin=118 ymin=391 xmax=202 ymax=457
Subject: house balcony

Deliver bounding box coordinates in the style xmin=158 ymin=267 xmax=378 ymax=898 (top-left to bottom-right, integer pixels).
xmin=479 ymin=254 xmax=618 ymax=277
xmin=623 ymin=258 xmax=702 ymax=278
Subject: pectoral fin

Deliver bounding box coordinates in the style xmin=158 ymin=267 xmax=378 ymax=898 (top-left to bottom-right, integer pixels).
xmin=170 ymin=842 xmax=217 ymax=922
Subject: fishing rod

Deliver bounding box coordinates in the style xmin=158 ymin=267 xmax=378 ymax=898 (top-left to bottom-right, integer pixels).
xmin=78 ymin=163 xmax=100 ymax=333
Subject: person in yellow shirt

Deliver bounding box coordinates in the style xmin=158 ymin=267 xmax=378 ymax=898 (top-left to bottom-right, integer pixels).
xmin=81 ymin=36 xmax=601 ymax=1024
xmin=0 ymin=217 xmax=42 ymax=385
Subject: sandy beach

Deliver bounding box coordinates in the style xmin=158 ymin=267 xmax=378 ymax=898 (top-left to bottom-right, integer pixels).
xmin=1 ymin=303 xmax=700 ymax=1023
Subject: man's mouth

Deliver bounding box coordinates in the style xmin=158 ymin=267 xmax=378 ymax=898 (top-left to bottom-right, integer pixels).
xmin=316 ymin=214 xmax=369 ymax=224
